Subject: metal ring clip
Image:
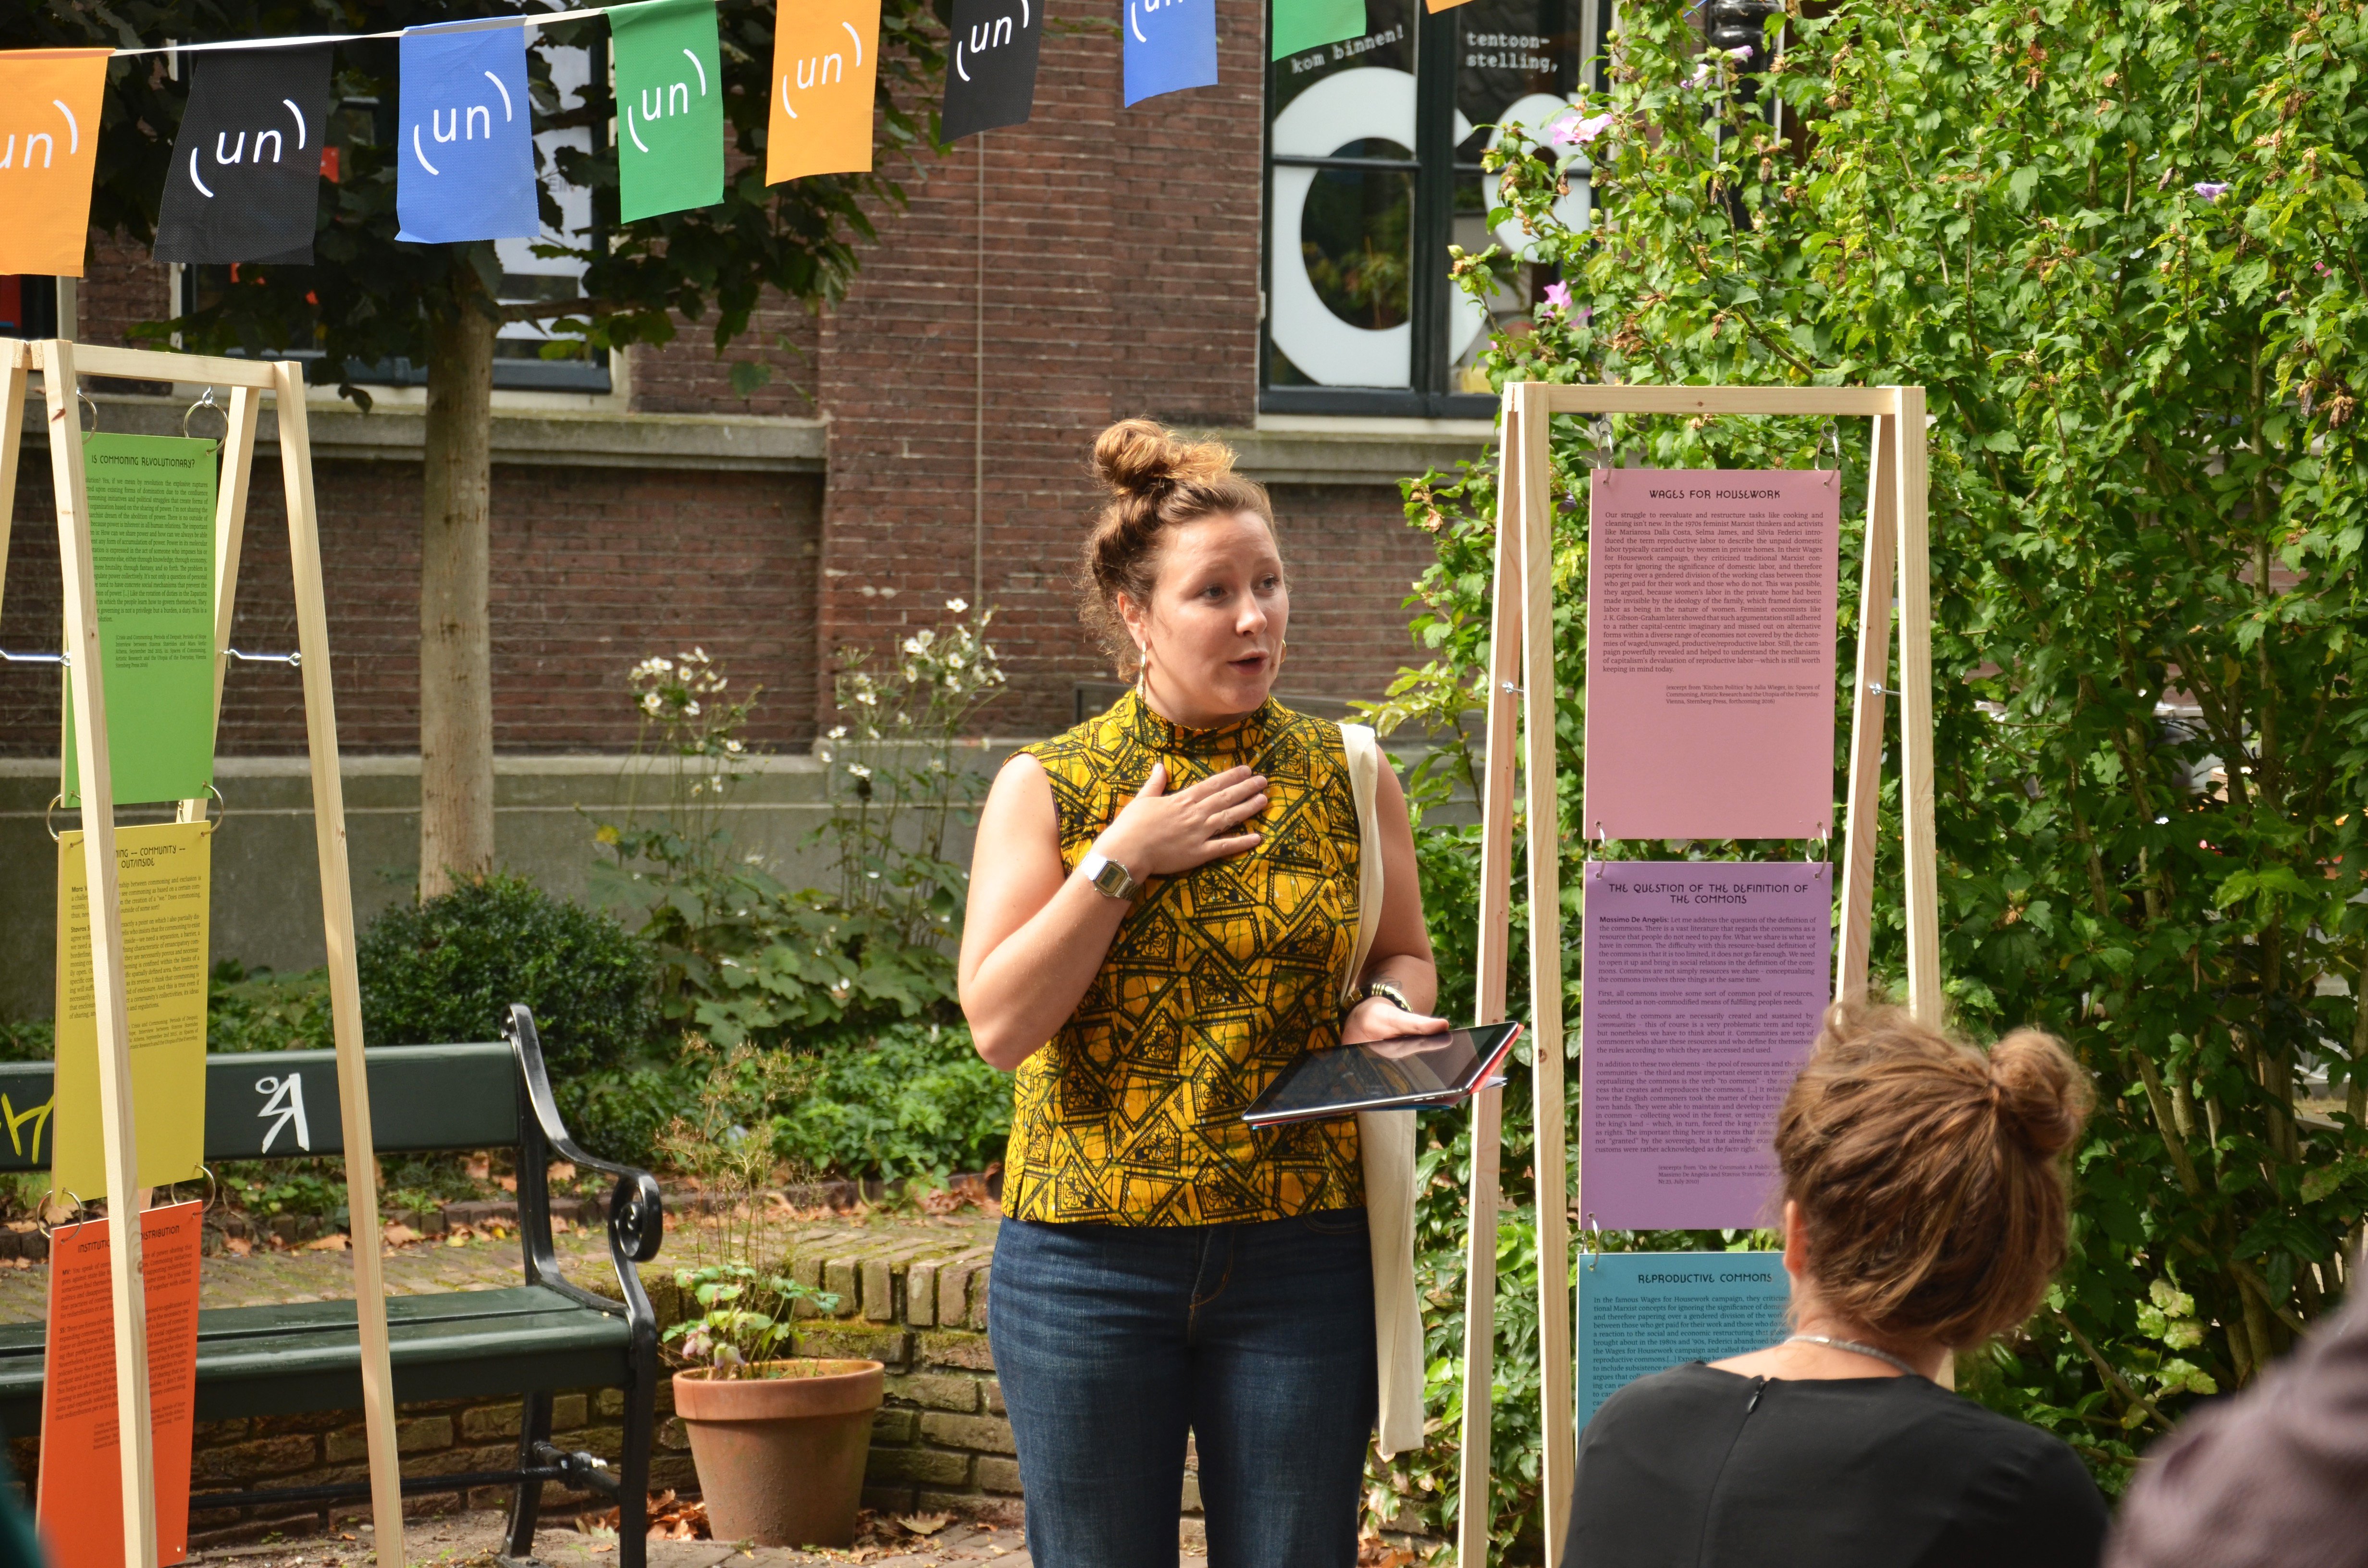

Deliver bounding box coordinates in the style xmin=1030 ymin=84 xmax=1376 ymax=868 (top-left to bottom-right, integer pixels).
xmin=76 ymin=391 xmax=99 ymax=435
xmin=183 ymin=387 xmax=228 ymax=449
xmin=225 ymin=647 xmax=301 ymax=668
xmin=37 ymin=1191 xmax=87 ymax=1239
xmin=44 ymin=795 xmax=70 ymax=844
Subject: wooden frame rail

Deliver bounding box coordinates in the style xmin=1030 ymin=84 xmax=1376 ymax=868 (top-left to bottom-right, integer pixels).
xmin=0 ymin=339 xmax=406 ymax=1568
xmin=1456 ymin=380 xmax=1935 ymax=1567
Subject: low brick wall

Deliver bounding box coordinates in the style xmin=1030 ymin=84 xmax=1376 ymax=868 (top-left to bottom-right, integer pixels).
xmin=2 ymin=1220 xmax=1050 ymax=1544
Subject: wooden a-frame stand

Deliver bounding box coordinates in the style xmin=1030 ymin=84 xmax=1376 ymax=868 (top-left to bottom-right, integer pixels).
xmin=1455 ymin=382 xmax=1937 ymax=1568
xmin=0 ymin=341 xmax=407 ymax=1568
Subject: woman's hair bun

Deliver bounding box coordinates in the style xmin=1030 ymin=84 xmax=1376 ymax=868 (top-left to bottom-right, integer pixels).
xmin=1987 ymin=1028 xmax=2092 ymax=1158
xmin=1092 ymin=416 xmax=1233 ymax=499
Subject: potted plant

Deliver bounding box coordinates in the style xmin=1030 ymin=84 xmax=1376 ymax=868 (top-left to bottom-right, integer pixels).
xmin=657 ymin=1041 xmax=883 ymax=1548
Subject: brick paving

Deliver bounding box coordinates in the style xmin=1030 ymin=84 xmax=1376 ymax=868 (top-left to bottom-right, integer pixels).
xmin=192 ymin=1503 xmax=1090 ymax=1568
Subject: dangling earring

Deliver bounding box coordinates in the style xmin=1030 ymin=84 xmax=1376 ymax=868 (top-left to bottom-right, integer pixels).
xmin=1135 ymin=644 xmax=1150 ymax=698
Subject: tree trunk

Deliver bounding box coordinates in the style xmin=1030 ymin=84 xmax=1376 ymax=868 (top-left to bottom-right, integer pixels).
xmin=418 ymin=286 xmax=498 ymax=898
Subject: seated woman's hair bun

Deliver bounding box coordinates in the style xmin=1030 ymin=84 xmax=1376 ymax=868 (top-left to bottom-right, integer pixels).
xmin=1987 ymin=1028 xmax=2091 ymax=1158
xmin=1091 ymin=416 xmax=1234 ymax=499
xmin=1076 ymin=418 xmax=1276 ymax=677
xmin=1773 ymin=1000 xmax=2094 ymax=1348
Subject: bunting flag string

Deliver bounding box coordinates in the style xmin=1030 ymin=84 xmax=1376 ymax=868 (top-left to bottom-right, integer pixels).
xmin=0 ymin=0 xmax=1453 ymax=270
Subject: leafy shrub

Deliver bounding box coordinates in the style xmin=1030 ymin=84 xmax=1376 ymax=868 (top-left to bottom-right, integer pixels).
xmin=773 ymin=1022 xmax=1010 ymax=1181
xmin=591 ymin=618 xmax=1000 ymax=1051
xmin=358 ymin=872 xmax=661 ymax=1071
xmin=208 ymin=961 xmax=333 ymax=1053
xmin=1374 ymin=0 xmax=2368 ymax=1546
xmin=555 ymin=1058 xmax=705 ymax=1171
xmin=0 ymin=1020 xmax=51 ymax=1065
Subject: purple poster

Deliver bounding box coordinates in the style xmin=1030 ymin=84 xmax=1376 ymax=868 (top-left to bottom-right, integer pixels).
xmin=1582 ymin=468 xmax=1840 ymax=843
xmin=1580 ymin=861 xmax=1832 ymax=1231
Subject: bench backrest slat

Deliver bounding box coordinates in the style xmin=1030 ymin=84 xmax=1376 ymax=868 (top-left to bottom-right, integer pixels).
xmin=0 ymin=1043 xmax=519 ymax=1171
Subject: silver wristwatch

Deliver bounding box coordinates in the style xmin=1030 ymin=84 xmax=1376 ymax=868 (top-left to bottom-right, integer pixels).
xmin=1078 ymin=848 xmax=1142 ymax=902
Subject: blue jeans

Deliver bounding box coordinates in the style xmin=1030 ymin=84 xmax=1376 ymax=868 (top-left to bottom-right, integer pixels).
xmin=987 ymin=1209 xmax=1379 ymax=1568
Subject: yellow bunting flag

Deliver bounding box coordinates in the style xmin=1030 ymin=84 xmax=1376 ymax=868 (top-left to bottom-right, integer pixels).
xmin=767 ymin=0 xmax=882 ymax=183
xmin=0 ymin=49 xmax=111 ymax=276
xmin=52 ymin=823 xmax=212 ymax=1200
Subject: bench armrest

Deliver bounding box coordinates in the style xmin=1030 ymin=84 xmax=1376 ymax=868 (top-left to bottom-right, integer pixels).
xmin=505 ymin=1005 xmax=664 ymax=1341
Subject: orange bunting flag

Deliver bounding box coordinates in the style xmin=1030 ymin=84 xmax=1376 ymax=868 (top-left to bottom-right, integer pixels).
xmin=767 ymin=0 xmax=882 ymax=183
xmin=0 ymin=49 xmax=111 ymax=276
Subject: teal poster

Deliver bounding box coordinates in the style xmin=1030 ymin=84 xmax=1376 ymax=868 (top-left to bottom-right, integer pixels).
xmin=1576 ymin=1252 xmax=1790 ymax=1427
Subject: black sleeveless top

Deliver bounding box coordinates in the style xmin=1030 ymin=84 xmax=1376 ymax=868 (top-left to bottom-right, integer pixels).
xmin=1565 ymin=1363 xmax=2108 ymax=1568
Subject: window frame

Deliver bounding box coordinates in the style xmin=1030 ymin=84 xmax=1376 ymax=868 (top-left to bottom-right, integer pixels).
xmin=1259 ymin=0 xmax=1612 ymax=419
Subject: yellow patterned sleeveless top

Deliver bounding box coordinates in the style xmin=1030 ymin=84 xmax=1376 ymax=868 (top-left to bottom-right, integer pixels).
xmin=1003 ymin=690 xmax=1365 ymax=1225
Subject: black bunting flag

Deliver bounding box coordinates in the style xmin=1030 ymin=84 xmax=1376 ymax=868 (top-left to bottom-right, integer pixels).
xmin=941 ymin=0 xmax=1042 ymax=142
xmin=156 ymin=45 xmax=334 ymax=266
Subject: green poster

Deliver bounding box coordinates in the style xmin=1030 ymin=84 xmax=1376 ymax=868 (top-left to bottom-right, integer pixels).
xmin=61 ymin=433 xmax=218 ymax=808
xmin=612 ymin=0 xmax=725 ymax=222
xmin=1272 ymin=0 xmax=1366 ymax=60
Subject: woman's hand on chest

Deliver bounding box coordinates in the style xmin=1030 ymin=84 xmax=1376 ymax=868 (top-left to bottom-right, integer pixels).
xmin=1093 ymin=761 xmax=1271 ymax=882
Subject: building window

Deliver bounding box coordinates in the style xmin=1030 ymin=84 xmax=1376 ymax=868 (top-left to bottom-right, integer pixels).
xmin=1263 ymin=0 xmax=1609 ymax=418
xmin=175 ymin=36 xmax=612 ymax=396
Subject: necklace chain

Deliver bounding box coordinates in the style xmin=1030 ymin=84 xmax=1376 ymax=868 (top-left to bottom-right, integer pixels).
xmin=1784 ymin=1333 xmax=1926 ymax=1379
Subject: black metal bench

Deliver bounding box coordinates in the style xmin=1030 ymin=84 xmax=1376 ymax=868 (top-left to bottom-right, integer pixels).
xmin=0 ymin=1004 xmax=662 ymax=1568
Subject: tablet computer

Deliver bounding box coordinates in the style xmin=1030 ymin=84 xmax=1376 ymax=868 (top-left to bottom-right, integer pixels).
xmin=1242 ymin=1022 xmax=1525 ymax=1127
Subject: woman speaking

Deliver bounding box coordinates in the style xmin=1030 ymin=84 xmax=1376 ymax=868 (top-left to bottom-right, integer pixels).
xmin=958 ymin=419 xmax=1442 ymax=1568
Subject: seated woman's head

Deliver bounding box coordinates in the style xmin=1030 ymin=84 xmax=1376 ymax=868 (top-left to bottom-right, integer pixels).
xmin=1775 ymin=1001 xmax=2094 ymax=1350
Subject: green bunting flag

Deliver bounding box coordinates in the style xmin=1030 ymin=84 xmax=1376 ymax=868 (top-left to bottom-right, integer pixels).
xmin=610 ymin=0 xmax=725 ymax=221
xmin=1270 ymin=0 xmax=1366 ymax=60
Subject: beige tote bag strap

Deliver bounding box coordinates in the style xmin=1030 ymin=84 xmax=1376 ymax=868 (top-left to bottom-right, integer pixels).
xmin=1341 ymin=723 xmax=1426 ymax=1458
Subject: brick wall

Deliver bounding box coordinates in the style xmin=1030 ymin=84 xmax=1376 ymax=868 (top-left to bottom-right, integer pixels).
xmin=6 ymin=0 xmax=1442 ymax=758
xmin=0 ymin=460 xmax=826 ymax=756
xmin=812 ymin=0 xmax=1280 ymax=739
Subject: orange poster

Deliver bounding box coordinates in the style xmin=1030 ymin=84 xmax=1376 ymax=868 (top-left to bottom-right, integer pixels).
xmin=767 ymin=0 xmax=881 ymax=183
xmin=36 ymin=1203 xmax=203 ymax=1568
xmin=0 ymin=50 xmax=111 ymax=277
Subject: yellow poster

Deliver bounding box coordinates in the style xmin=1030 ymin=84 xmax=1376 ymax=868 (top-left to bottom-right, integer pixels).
xmin=52 ymin=823 xmax=211 ymax=1200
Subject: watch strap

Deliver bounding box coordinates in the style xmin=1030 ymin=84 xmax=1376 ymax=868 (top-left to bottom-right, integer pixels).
xmin=1079 ymin=848 xmax=1141 ymax=901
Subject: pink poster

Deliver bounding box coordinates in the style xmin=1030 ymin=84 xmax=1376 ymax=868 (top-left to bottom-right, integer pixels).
xmin=1580 ymin=862 xmax=1832 ymax=1231
xmin=1582 ymin=468 xmax=1841 ymax=842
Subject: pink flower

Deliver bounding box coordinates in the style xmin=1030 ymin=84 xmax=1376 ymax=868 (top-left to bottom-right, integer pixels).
xmin=1542 ymin=282 xmax=1573 ymax=314
xmin=1552 ymin=112 xmax=1615 ymax=147
xmin=2192 ymin=181 xmax=2229 ymax=201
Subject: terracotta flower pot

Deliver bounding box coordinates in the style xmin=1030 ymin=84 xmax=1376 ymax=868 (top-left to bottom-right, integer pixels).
xmin=673 ymin=1359 xmax=885 ymax=1547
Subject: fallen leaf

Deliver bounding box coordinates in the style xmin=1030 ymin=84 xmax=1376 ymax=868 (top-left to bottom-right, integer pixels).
xmin=224 ymin=1235 xmax=253 ymax=1257
xmin=897 ymin=1512 xmax=951 ymax=1536
xmin=302 ymin=1233 xmax=349 ymax=1252
xmin=382 ymin=1224 xmax=420 ymax=1246
xmin=552 ymin=1216 xmax=572 ymax=1234
xmin=498 ymin=1174 xmax=519 ymax=1194
xmin=549 ymin=1161 xmax=577 ymax=1184
xmin=466 ymin=1155 xmax=491 ymax=1181
xmin=445 ymin=1232 xmax=471 ymax=1249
